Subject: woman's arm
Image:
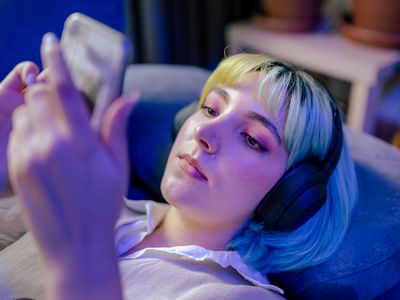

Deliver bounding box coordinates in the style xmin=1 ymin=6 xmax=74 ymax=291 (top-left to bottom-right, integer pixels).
xmin=46 ymin=235 xmax=123 ymax=300
xmin=8 ymin=33 xmax=136 ymax=300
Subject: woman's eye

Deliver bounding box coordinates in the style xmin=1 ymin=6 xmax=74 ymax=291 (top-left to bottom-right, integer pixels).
xmin=241 ymin=133 xmax=266 ymax=152
xmin=201 ymin=105 xmax=218 ymax=117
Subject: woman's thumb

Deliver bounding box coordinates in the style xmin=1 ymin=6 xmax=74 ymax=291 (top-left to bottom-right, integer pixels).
xmin=100 ymin=93 xmax=139 ymax=169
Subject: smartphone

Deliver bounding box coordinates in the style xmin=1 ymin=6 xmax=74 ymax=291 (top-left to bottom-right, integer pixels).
xmin=60 ymin=12 xmax=133 ymax=130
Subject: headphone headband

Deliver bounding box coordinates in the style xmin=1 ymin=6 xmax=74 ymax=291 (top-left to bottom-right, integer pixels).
xmin=323 ymin=101 xmax=343 ymax=176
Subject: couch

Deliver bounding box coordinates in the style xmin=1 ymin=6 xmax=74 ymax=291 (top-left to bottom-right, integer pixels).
xmin=0 ymin=63 xmax=399 ymax=299
xmin=123 ymin=64 xmax=400 ymax=299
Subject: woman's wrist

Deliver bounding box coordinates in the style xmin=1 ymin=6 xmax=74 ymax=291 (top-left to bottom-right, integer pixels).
xmin=46 ymin=235 xmax=122 ymax=300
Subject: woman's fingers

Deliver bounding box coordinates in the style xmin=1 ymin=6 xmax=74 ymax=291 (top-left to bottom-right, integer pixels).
xmin=8 ymin=106 xmax=35 ymax=181
xmin=0 ymin=61 xmax=39 ymax=115
xmin=23 ymin=83 xmax=60 ymax=133
xmin=0 ymin=89 xmax=24 ymax=116
xmin=0 ymin=61 xmax=39 ymax=91
xmin=35 ymin=68 xmax=50 ymax=84
xmin=101 ymin=94 xmax=138 ymax=172
xmin=40 ymin=33 xmax=90 ymax=135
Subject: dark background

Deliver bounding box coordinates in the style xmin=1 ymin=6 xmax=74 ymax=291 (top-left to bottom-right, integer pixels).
xmin=0 ymin=0 xmax=126 ymax=79
xmin=0 ymin=0 xmax=255 ymax=79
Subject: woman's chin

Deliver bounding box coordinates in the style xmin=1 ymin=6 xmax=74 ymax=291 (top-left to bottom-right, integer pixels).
xmin=161 ymin=175 xmax=185 ymax=204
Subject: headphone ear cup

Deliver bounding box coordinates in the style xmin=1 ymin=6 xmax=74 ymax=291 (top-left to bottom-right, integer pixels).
xmin=254 ymin=161 xmax=329 ymax=231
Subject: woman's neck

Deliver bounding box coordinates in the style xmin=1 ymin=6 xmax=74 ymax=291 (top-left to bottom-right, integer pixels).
xmin=121 ymin=206 xmax=244 ymax=256
xmin=153 ymin=206 xmax=240 ymax=251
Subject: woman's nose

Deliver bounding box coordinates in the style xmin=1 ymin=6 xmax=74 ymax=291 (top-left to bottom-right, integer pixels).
xmin=194 ymin=122 xmax=219 ymax=154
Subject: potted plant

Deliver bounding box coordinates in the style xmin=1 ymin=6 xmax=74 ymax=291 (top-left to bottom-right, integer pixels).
xmin=254 ymin=0 xmax=325 ymax=32
xmin=341 ymin=0 xmax=400 ymax=48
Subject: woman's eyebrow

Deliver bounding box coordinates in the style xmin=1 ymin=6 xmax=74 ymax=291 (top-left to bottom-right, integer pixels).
xmin=210 ymin=87 xmax=229 ymax=103
xmin=210 ymin=87 xmax=282 ymax=145
xmin=246 ymin=112 xmax=282 ymax=145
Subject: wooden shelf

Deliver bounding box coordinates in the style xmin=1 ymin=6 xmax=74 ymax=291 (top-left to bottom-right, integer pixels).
xmin=225 ymin=22 xmax=400 ymax=133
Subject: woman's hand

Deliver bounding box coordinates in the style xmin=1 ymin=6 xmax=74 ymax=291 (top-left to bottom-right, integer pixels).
xmin=8 ymin=33 xmax=136 ymax=300
xmin=0 ymin=61 xmax=39 ymax=196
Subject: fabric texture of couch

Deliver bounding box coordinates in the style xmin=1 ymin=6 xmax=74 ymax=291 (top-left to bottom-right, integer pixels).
xmin=123 ymin=64 xmax=400 ymax=299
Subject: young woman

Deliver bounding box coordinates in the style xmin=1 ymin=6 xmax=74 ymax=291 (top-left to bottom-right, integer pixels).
xmin=0 ymin=33 xmax=357 ymax=299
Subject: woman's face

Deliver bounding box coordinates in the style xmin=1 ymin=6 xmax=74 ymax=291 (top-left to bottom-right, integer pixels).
xmin=161 ymin=73 xmax=288 ymax=230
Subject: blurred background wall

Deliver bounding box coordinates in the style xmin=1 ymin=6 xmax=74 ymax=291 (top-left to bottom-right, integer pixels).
xmin=125 ymin=0 xmax=256 ymax=69
xmin=0 ymin=0 xmax=351 ymax=76
xmin=124 ymin=0 xmax=352 ymax=69
xmin=0 ymin=0 xmax=124 ymax=79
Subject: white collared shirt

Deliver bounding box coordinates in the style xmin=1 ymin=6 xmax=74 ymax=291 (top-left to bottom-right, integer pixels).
xmin=115 ymin=199 xmax=284 ymax=298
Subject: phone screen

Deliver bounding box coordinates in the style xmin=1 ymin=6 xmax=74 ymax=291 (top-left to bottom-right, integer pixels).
xmin=60 ymin=13 xmax=133 ymax=128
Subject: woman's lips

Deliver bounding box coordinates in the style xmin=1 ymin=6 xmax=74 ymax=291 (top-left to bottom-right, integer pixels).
xmin=178 ymin=154 xmax=208 ymax=181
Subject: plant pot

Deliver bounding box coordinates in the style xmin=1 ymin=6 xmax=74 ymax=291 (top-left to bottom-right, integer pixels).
xmin=340 ymin=0 xmax=400 ymax=49
xmin=254 ymin=0 xmax=325 ymax=32
xmin=353 ymin=0 xmax=400 ymax=33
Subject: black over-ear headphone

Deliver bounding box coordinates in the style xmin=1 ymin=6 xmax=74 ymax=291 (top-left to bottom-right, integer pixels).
xmin=172 ymin=98 xmax=343 ymax=232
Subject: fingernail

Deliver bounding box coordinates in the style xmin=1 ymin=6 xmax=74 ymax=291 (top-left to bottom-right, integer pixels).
xmin=43 ymin=33 xmax=58 ymax=51
xmin=26 ymin=72 xmax=36 ymax=86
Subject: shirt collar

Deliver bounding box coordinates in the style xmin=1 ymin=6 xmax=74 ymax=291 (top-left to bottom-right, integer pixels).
xmin=114 ymin=199 xmax=284 ymax=295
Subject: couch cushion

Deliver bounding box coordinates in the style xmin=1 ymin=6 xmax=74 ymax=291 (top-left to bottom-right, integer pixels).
xmin=123 ymin=64 xmax=210 ymax=103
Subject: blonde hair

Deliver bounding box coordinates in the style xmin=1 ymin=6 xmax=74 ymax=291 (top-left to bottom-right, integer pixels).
xmin=202 ymin=53 xmax=357 ymax=273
